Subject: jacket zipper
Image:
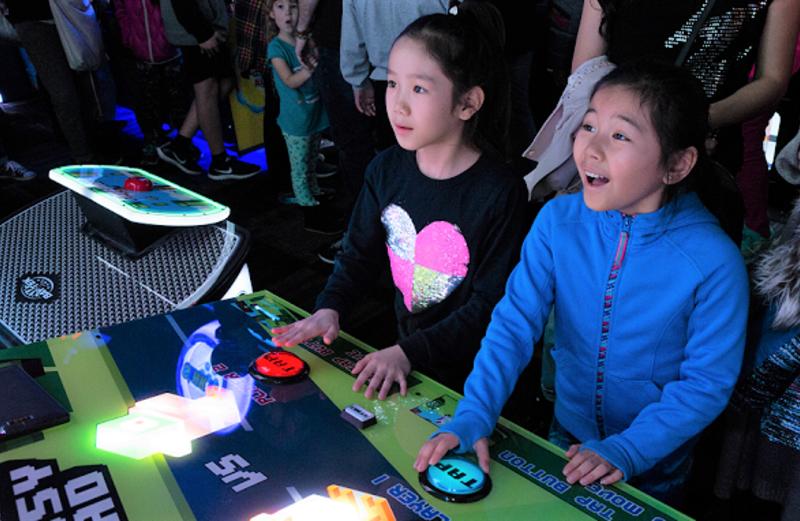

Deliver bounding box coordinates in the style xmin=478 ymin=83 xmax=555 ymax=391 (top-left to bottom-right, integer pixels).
xmin=594 ymin=213 xmax=633 ymax=439
xmin=142 ymin=0 xmax=154 ymax=63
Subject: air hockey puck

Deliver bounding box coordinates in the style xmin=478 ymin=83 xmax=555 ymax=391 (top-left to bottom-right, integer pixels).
xmin=248 ymin=351 xmax=309 ymax=384
xmin=123 ymin=176 xmax=153 ymax=191
xmin=419 ymin=456 xmax=492 ymax=503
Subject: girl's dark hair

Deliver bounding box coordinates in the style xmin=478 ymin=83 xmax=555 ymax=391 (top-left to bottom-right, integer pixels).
xmin=592 ymin=59 xmax=710 ymax=201
xmin=395 ymin=1 xmax=510 ymax=157
xmin=264 ymin=0 xmax=283 ymax=42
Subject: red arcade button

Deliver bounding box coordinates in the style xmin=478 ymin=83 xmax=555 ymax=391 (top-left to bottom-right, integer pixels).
xmin=249 ymin=351 xmax=309 ymax=384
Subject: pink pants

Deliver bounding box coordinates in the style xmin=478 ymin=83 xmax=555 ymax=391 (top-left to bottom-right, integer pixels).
xmin=737 ymin=112 xmax=772 ymax=237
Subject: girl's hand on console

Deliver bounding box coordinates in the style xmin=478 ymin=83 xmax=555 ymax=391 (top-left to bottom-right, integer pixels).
xmin=563 ymin=445 xmax=624 ymax=486
xmin=414 ymin=435 xmax=490 ymax=474
xmin=271 ymin=308 xmax=340 ymax=347
xmin=351 ymin=344 xmax=410 ymax=400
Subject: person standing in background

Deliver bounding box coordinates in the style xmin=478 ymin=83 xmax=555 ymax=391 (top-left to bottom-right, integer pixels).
xmin=4 ymin=0 xmax=96 ymax=163
xmin=294 ymin=0 xmax=377 ymax=264
xmin=339 ymin=0 xmax=448 ymax=151
xmin=572 ymin=0 xmax=800 ymax=244
xmin=158 ymin=0 xmax=262 ymax=180
xmin=267 ymin=0 xmax=339 ymax=234
xmin=114 ymin=0 xmax=185 ymax=166
xmin=234 ymin=0 xmax=291 ymax=189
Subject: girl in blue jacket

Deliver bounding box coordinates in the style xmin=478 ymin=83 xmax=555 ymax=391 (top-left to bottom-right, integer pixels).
xmin=415 ymin=60 xmax=750 ymax=504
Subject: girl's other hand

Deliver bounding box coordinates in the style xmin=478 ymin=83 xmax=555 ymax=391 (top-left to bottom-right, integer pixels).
xmin=351 ymin=344 xmax=410 ymax=400
xmin=303 ymin=43 xmax=319 ymax=69
xmin=562 ymin=445 xmax=624 ymax=486
xmin=307 ymin=52 xmax=319 ymax=69
xmin=199 ymin=32 xmax=221 ymax=56
xmin=271 ymin=308 xmax=340 ymax=347
xmin=414 ymin=435 xmax=490 ymax=474
xmin=353 ymin=81 xmax=376 ymax=116
xmin=295 ymin=37 xmax=308 ymax=65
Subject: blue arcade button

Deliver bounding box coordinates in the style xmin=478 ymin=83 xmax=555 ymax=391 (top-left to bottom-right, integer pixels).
xmin=419 ymin=456 xmax=492 ymax=503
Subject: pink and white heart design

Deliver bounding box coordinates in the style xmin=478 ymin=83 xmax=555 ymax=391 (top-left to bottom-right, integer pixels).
xmin=381 ymin=204 xmax=470 ymax=312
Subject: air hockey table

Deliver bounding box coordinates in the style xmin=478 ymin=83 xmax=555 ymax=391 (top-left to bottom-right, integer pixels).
xmin=0 ymin=291 xmax=692 ymax=521
xmin=0 ymin=165 xmax=250 ymax=348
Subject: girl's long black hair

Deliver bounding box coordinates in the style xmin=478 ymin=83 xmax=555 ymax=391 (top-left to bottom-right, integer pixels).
xmin=592 ymin=59 xmax=713 ymax=203
xmin=395 ymin=1 xmax=510 ymax=158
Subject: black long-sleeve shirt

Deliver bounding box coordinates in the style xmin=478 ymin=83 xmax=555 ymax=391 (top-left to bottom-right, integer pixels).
xmin=316 ymin=146 xmax=528 ymax=391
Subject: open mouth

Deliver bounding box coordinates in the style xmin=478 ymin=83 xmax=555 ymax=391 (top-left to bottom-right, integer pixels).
xmin=585 ymin=172 xmax=609 ymax=186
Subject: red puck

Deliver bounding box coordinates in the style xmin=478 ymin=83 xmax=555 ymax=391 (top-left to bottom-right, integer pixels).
xmin=123 ymin=176 xmax=153 ymax=191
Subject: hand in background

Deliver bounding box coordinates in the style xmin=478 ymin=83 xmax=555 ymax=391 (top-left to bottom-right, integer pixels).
xmin=351 ymin=344 xmax=410 ymax=400
xmin=271 ymin=308 xmax=340 ymax=347
xmin=296 ymin=37 xmax=319 ymax=68
xmin=295 ymin=36 xmax=308 ymax=64
xmin=199 ymin=31 xmax=224 ymax=56
xmin=353 ymin=80 xmax=376 ymax=116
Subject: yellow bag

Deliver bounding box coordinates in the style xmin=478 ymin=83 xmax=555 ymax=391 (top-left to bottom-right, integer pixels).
xmin=228 ymin=73 xmax=265 ymax=154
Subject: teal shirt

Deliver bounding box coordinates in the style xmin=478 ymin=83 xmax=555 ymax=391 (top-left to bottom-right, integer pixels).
xmin=267 ymin=37 xmax=329 ymax=137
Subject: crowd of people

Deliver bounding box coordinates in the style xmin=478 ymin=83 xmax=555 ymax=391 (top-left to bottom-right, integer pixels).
xmin=3 ymin=0 xmax=800 ymax=518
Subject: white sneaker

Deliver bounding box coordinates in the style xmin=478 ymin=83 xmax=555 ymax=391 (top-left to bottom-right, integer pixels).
xmin=315 ymin=154 xmax=337 ymax=179
xmin=0 ymin=160 xmax=36 ymax=181
xmin=317 ymin=237 xmax=344 ymax=264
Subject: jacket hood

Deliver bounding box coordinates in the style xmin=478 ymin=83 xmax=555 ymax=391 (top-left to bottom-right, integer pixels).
xmin=755 ymin=197 xmax=800 ymax=329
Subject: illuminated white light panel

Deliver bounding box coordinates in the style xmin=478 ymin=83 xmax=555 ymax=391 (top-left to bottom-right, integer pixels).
xmin=96 ymin=390 xmax=241 ymax=459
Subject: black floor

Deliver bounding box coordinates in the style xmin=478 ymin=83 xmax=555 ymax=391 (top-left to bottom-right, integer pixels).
xmin=1 ymin=97 xmax=789 ymax=521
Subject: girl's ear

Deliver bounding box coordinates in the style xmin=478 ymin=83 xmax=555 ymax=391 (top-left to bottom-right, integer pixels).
xmin=457 ymin=86 xmax=485 ymax=121
xmin=663 ymin=146 xmax=698 ymax=185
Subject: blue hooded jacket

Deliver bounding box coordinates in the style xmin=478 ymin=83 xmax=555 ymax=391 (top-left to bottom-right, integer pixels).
xmin=439 ymin=192 xmax=749 ymax=479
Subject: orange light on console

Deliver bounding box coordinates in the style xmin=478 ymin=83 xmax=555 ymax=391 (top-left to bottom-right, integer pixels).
xmin=249 ymin=495 xmax=362 ymax=521
xmin=327 ymin=484 xmax=397 ymax=521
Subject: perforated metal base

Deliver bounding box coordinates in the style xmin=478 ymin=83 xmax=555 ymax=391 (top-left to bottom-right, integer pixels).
xmin=0 ymin=191 xmax=243 ymax=346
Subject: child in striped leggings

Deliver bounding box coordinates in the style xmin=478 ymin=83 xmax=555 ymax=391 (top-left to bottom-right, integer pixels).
xmin=267 ymin=0 xmax=338 ymax=233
